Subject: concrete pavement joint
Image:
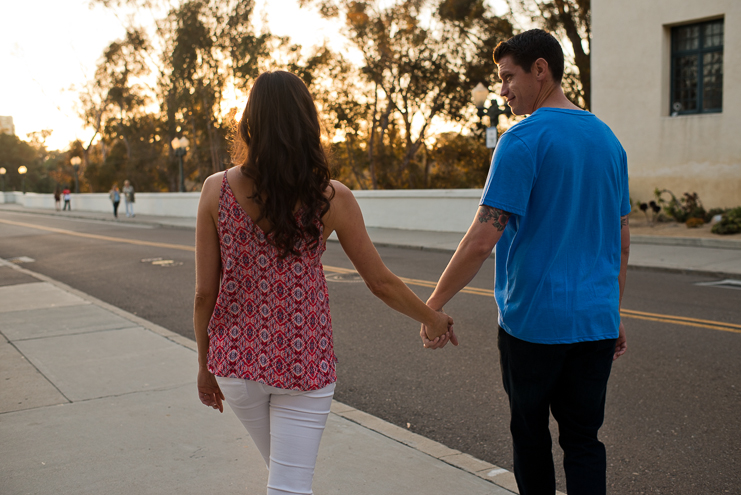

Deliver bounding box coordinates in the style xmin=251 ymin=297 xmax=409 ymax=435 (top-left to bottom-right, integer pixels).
xmin=5 ymin=325 xmax=142 ymax=342
xmin=0 ymin=330 xmax=73 ymax=407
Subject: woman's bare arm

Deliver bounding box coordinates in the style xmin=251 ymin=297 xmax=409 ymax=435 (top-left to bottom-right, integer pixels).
xmin=323 ymin=181 xmax=453 ymax=342
xmin=194 ymin=172 xmax=225 ymax=412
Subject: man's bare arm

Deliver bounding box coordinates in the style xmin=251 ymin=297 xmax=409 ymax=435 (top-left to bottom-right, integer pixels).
xmin=478 ymin=206 xmax=513 ymax=231
xmin=614 ymin=214 xmax=630 ymax=360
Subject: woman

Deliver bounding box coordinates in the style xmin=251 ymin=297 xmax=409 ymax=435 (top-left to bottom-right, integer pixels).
xmin=194 ymin=71 xmax=454 ymax=494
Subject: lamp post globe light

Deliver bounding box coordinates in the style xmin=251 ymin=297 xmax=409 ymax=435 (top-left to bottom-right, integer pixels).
xmin=70 ymin=156 xmax=82 ymax=194
xmin=171 ymin=136 xmax=189 ymax=193
xmin=471 ymin=83 xmax=512 ymax=150
xmin=0 ymin=167 xmax=6 ymax=192
xmin=18 ymin=166 xmax=28 ymax=194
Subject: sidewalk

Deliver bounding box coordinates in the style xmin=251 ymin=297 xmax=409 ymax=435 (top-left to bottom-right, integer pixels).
xmin=3 ymin=204 xmax=739 ymax=278
xmin=0 ymin=259 xmax=522 ymax=495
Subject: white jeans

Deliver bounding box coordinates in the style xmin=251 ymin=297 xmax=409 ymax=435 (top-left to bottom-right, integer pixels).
xmin=216 ymin=377 xmax=335 ymax=495
xmin=124 ymin=200 xmax=134 ymax=216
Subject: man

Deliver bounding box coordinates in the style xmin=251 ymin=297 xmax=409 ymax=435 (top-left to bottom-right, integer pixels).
xmin=422 ymin=29 xmax=630 ymax=495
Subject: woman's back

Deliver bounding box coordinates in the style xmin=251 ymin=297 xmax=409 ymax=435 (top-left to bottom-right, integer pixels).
xmin=206 ymin=169 xmax=336 ymax=391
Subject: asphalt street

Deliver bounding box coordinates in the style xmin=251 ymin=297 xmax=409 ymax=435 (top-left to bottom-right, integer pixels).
xmin=1 ymin=210 xmax=739 ymax=494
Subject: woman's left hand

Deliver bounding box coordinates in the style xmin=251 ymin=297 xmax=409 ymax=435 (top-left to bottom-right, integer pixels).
xmin=197 ymin=368 xmax=225 ymax=413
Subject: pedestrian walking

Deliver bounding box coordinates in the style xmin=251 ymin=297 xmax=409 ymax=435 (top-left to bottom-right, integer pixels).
xmin=123 ymin=180 xmax=135 ymax=217
xmin=193 ymin=70 xmax=454 ymax=495
xmin=421 ymin=29 xmax=630 ymax=495
xmin=54 ymin=187 xmax=61 ymax=211
xmin=109 ymin=184 xmax=121 ymax=219
xmin=62 ymin=188 xmax=71 ymax=211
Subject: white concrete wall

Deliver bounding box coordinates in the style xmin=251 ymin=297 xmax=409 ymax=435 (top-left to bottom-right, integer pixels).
xmin=592 ymin=0 xmax=741 ymax=208
xmin=2 ymin=192 xmax=201 ymax=218
xmin=352 ymin=189 xmax=482 ymax=233
xmin=2 ymin=190 xmax=484 ymax=233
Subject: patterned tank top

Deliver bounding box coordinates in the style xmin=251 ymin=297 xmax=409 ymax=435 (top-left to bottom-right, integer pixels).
xmin=207 ymin=173 xmax=337 ymax=390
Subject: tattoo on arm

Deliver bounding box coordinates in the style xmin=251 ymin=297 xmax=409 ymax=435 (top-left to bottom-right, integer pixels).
xmin=478 ymin=206 xmax=512 ymax=232
xmin=621 ymin=216 xmax=629 ymax=229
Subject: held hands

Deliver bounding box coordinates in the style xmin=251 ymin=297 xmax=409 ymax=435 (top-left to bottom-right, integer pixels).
xmin=197 ymin=367 xmax=225 ymax=413
xmin=420 ymin=309 xmax=458 ymax=350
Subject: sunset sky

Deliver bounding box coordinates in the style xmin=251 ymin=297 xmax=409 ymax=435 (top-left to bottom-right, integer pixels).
xmin=1 ymin=0 xmax=507 ymax=151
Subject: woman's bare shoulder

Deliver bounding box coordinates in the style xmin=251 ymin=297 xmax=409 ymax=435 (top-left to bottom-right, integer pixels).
xmin=202 ymin=171 xmax=226 ymax=196
xmin=326 ymin=180 xmax=352 ymax=201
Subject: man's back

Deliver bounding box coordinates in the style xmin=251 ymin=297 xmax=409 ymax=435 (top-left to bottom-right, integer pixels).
xmin=482 ymin=108 xmax=630 ymax=343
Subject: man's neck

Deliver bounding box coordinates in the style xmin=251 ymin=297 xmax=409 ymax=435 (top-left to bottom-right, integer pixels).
xmin=531 ymin=83 xmax=581 ymax=113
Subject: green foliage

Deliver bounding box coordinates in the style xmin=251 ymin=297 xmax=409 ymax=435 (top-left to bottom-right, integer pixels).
xmin=711 ymin=207 xmax=741 ymax=235
xmin=299 ymin=0 xmax=512 ymax=188
xmin=654 ymin=189 xmax=706 ymax=223
xmin=79 ymin=0 xmax=512 ymax=191
xmin=0 ymin=133 xmax=68 ymax=193
xmin=427 ymin=133 xmax=490 ymax=188
xmin=704 ymin=207 xmax=727 ymax=223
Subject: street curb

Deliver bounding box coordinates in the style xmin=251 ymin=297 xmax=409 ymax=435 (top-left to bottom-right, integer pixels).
xmin=631 ymin=235 xmax=741 ymax=250
xmin=0 ymin=259 xmax=536 ymax=495
xmin=624 ymin=264 xmax=741 ymax=281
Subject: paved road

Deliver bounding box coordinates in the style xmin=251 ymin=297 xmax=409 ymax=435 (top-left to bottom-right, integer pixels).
xmin=1 ymin=210 xmax=739 ymax=494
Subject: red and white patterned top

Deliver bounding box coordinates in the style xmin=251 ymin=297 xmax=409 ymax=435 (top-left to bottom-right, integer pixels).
xmin=207 ymin=173 xmax=337 ymax=390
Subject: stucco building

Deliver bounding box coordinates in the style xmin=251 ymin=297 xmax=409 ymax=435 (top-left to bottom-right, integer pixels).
xmin=592 ymin=0 xmax=740 ymax=208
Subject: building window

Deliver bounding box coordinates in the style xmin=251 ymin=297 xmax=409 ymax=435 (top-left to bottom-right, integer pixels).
xmin=671 ymin=18 xmax=723 ymax=115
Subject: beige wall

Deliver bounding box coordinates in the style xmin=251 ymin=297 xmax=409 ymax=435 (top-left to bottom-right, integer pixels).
xmin=592 ymin=0 xmax=740 ymax=208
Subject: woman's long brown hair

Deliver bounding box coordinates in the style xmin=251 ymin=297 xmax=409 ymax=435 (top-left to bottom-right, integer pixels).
xmin=232 ymin=71 xmax=334 ymax=258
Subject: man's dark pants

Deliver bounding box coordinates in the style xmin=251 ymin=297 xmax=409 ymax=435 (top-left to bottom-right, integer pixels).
xmin=498 ymin=326 xmax=616 ymax=495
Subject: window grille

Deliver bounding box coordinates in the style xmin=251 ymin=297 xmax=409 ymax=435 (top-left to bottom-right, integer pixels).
xmin=671 ymin=18 xmax=723 ymax=115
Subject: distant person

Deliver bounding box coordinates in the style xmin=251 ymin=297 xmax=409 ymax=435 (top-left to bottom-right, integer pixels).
xmin=123 ymin=180 xmax=135 ymax=217
xmin=109 ymin=184 xmax=121 ymax=219
xmin=62 ymin=188 xmax=71 ymax=211
xmin=54 ymin=187 xmax=61 ymax=211
xmin=193 ymin=70 xmax=454 ymax=495
xmin=420 ymin=29 xmax=630 ymax=495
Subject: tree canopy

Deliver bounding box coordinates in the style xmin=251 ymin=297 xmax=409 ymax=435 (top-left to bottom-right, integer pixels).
xmin=5 ymin=0 xmax=560 ymax=193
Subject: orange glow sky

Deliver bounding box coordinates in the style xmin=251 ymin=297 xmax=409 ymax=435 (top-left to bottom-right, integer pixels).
xmin=1 ymin=0 xmax=507 ymax=151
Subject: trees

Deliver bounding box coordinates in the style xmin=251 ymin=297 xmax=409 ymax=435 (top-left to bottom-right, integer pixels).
xmin=299 ymin=0 xmax=512 ymax=188
xmin=0 ymin=133 xmax=65 ymax=193
xmin=84 ymin=0 xmax=274 ymax=191
xmin=71 ymin=0 xmax=512 ymax=190
xmin=506 ymin=0 xmax=591 ymax=109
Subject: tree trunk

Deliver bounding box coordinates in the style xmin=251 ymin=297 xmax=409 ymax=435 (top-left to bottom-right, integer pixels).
xmin=553 ymin=0 xmax=591 ymax=109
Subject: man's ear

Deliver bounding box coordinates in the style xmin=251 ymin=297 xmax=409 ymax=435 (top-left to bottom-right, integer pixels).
xmin=532 ymin=58 xmax=550 ymax=81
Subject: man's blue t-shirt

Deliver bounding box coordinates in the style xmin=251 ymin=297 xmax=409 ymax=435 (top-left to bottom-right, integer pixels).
xmin=481 ymin=108 xmax=630 ymax=344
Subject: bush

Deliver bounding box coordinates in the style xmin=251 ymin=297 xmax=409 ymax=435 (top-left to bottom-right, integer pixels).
xmin=654 ymin=189 xmax=706 ymax=223
xmin=711 ymin=207 xmax=741 ymax=235
xmin=686 ymin=217 xmax=704 ymax=228
xmin=705 ymin=207 xmax=727 ymax=223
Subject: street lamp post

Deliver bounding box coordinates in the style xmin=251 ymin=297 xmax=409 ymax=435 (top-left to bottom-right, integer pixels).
xmin=70 ymin=157 xmax=81 ymax=194
xmin=471 ymin=83 xmax=511 ymax=150
xmin=0 ymin=167 xmax=6 ymax=192
xmin=171 ymin=137 xmax=190 ymax=192
xmin=18 ymin=166 xmax=28 ymax=194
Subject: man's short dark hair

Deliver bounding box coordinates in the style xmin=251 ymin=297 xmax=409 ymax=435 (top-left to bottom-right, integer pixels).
xmin=493 ymin=29 xmax=564 ymax=82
